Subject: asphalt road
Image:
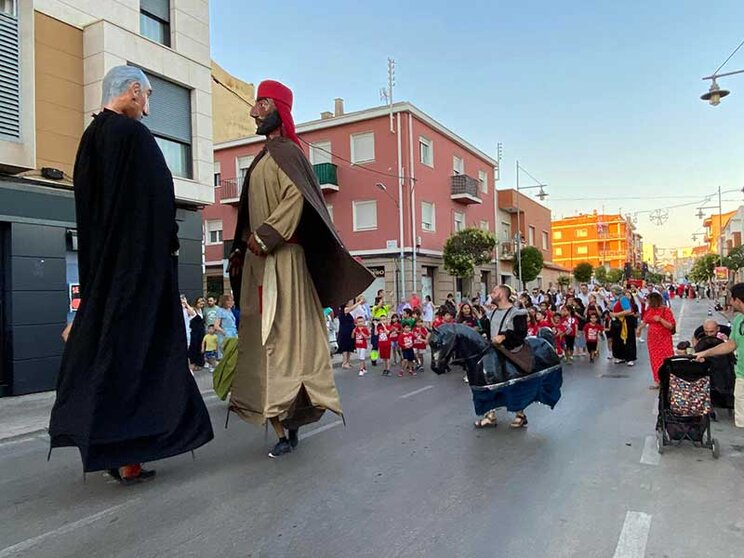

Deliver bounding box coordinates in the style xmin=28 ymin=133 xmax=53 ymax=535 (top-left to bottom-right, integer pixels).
xmin=1 ymin=298 xmax=743 ymax=558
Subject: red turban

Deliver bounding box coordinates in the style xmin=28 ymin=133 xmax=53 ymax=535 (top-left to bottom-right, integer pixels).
xmin=256 ymin=80 xmax=300 ymax=147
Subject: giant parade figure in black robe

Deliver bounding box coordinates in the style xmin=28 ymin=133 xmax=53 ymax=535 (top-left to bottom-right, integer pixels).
xmin=49 ymin=66 xmax=213 ymax=482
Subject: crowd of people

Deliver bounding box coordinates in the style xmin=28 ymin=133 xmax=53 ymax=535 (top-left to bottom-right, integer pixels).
xmin=321 ymin=282 xmax=695 ymax=392
xmin=181 ymin=294 xmax=239 ymax=373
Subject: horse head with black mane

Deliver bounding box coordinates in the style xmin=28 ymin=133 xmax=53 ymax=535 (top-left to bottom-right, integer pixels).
xmin=429 ymin=324 xmax=560 ymax=387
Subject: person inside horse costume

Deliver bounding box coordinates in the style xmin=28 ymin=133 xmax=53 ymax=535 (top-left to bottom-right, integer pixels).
xmin=430 ymin=285 xmax=563 ymax=429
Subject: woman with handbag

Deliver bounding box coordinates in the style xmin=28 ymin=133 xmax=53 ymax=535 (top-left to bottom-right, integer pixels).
xmin=637 ymin=292 xmax=676 ymax=389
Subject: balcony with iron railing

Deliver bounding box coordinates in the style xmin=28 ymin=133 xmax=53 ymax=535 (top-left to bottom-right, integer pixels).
xmin=217 ymin=178 xmax=241 ymax=205
xmin=314 ymin=162 xmax=339 ymax=192
xmin=450 ymin=174 xmax=482 ymax=204
xmin=499 ymin=241 xmax=514 ymax=259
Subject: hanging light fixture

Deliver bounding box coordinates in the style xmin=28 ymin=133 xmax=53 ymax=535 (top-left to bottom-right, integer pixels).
xmin=701 ymin=78 xmax=730 ymax=106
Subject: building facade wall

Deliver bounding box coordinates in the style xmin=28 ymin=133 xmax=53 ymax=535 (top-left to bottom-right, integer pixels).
xmin=210 ymin=104 xmax=500 ymax=306
xmin=552 ymin=213 xmax=635 ymax=270
xmin=34 ymin=12 xmax=84 ymax=178
xmin=211 ymin=60 xmax=255 ymax=144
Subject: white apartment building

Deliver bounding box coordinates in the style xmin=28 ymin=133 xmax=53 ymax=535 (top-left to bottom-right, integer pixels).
xmin=0 ymin=0 xmax=213 ymax=395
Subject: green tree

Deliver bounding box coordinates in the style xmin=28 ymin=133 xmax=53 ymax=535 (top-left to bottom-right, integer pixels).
xmin=646 ymin=271 xmax=664 ymax=284
xmin=723 ymin=245 xmax=744 ymax=274
xmin=557 ymin=275 xmax=571 ymax=290
xmin=594 ymin=266 xmax=608 ymax=284
xmin=688 ymin=253 xmax=720 ymax=283
xmin=573 ymin=262 xmax=594 ymax=283
xmin=443 ymin=228 xmax=497 ymax=278
xmin=606 ymin=268 xmax=624 ymax=284
xmin=513 ymin=246 xmax=544 ymax=288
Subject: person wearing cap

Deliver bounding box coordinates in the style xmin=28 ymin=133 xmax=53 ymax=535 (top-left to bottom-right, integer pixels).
xmin=227 ymin=80 xmax=373 ymax=458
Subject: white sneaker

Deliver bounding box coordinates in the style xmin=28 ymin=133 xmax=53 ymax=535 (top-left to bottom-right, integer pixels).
xmin=627 ymin=361 xmax=635 ymax=367
xmin=614 ymin=359 xmax=624 ymax=364
xmin=358 ymin=369 xmax=366 ymax=376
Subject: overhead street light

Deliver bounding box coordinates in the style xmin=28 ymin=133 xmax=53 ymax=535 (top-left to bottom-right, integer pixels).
xmin=701 ymin=78 xmax=731 ymax=106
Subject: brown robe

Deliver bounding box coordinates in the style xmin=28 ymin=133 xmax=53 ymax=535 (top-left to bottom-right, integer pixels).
xmin=229 ymin=138 xmax=373 ymax=427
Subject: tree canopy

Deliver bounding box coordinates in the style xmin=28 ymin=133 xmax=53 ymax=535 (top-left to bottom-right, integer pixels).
xmin=688 ymin=254 xmax=720 ymax=283
xmin=513 ymin=246 xmax=544 ymax=286
xmin=573 ymin=262 xmax=594 ymax=283
xmin=443 ymin=228 xmax=497 ymax=278
xmin=606 ymin=268 xmax=625 ymax=284
xmin=594 ymin=266 xmax=608 ymax=284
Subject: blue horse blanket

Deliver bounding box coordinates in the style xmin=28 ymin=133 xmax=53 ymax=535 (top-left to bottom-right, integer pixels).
xmin=471 ymin=365 xmax=563 ymax=415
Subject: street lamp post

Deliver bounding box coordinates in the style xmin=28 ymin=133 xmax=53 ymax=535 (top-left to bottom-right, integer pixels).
xmin=515 ymin=160 xmax=548 ymax=292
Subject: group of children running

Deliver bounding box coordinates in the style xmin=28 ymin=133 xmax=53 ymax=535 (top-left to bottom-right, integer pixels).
xmin=351 ymin=313 xmax=430 ymax=377
xmin=526 ymin=304 xmax=611 ymax=363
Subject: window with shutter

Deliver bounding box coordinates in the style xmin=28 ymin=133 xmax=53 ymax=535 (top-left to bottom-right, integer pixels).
xmin=140 ymin=0 xmax=170 ymax=46
xmin=479 ymin=170 xmax=488 ymax=193
xmin=419 ymin=137 xmax=433 ymax=167
xmin=237 ymin=155 xmax=254 ymax=184
xmin=205 ymin=220 xmax=223 ymax=245
xmin=0 ymin=7 xmax=20 ymax=139
xmin=421 ymin=201 xmax=435 ymax=232
xmin=351 ymin=132 xmax=375 ymax=163
xmin=310 ymin=141 xmax=332 ymax=165
xmin=453 ymin=156 xmax=464 ymax=175
xmin=353 ymin=200 xmax=377 ymax=231
xmin=141 ymin=71 xmax=192 ymax=178
xmin=454 ymin=212 xmax=465 ymax=232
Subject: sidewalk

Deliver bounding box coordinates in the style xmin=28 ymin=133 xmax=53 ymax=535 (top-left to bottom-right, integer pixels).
xmin=0 ymin=353 xmax=346 ymax=442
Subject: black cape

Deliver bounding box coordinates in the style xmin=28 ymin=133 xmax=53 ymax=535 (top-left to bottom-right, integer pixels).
xmin=49 ymin=110 xmax=214 ymax=472
xmin=230 ymin=136 xmax=373 ymax=309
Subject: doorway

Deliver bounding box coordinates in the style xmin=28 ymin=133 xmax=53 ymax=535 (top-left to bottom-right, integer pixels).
xmin=0 ymin=224 xmax=7 ymax=392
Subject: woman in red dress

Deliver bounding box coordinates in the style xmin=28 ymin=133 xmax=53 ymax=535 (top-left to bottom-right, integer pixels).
xmin=637 ymin=292 xmax=676 ymax=389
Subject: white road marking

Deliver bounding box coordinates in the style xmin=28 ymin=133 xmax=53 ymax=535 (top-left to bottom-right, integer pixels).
xmin=301 ymin=420 xmax=343 ymax=440
xmin=399 ymin=385 xmax=435 ymax=399
xmin=0 ymin=499 xmax=140 ymax=557
xmin=613 ymin=511 xmax=652 ymax=558
xmin=640 ymin=435 xmax=660 ymax=466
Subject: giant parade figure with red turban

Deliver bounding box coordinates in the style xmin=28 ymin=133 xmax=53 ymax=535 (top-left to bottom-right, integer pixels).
xmin=227 ymin=80 xmax=373 ymax=457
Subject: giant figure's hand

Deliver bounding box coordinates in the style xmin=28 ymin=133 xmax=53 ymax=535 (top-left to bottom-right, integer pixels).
xmin=247 ymin=234 xmax=264 ymax=257
xmin=228 ymin=249 xmax=244 ymax=278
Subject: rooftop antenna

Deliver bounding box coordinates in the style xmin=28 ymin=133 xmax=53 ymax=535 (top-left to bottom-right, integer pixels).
xmin=380 ymin=57 xmax=396 ymax=133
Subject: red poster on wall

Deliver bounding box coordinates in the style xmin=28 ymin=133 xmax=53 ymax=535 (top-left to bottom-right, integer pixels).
xmin=69 ymin=284 xmax=81 ymax=312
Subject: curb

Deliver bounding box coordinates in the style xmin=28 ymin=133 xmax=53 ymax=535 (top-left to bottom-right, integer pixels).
xmin=0 ymin=427 xmax=48 ymax=445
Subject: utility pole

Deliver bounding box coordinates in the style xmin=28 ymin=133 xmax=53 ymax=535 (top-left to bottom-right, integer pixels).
xmin=494 ymin=142 xmax=502 ymax=287
xmin=380 ymin=58 xmax=396 ymax=134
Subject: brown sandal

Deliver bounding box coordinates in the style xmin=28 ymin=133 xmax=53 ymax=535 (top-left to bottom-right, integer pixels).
xmin=474 ymin=411 xmax=497 ymax=428
xmin=510 ymin=413 xmax=528 ymax=428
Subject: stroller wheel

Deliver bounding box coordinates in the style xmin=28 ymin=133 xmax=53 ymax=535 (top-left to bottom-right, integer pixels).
xmin=656 ymin=429 xmax=665 ymax=454
xmin=712 ymin=438 xmax=720 ymax=459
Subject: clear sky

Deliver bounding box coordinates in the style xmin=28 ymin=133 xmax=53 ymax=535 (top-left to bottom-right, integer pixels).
xmin=210 ymin=0 xmax=744 ymax=252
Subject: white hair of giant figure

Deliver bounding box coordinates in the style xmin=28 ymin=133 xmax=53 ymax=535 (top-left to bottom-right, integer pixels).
xmin=101 ymin=66 xmax=151 ymax=106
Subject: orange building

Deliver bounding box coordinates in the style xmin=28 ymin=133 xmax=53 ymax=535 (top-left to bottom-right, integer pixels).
xmin=703 ymin=210 xmax=737 ymax=255
xmin=551 ymin=212 xmax=640 ymax=269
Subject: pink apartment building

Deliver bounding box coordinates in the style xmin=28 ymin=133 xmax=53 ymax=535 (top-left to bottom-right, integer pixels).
xmin=206 ymin=101 xmax=561 ymax=305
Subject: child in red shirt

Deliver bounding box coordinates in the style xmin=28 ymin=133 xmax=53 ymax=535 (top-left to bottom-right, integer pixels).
xmin=352 ymin=316 xmax=370 ymax=376
xmin=550 ymin=313 xmax=565 ymax=358
xmin=583 ymin=313 xmax=604 ymax=363
xmin=560 ymin=306 xmax=578 ymax=364
xmin=389 ymin=314 xmax=402 ymax=365
xmin=398 ymin=324 xmax=416 ymax=377
xmin=377 ymin=316 xmax=393 ymax=377
xmin=413 ymin=318 xmax=429 ymax=370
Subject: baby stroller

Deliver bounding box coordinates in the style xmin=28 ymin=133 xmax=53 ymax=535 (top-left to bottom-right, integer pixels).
xmin=656 ymin=356 xmax=719 ymax=459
